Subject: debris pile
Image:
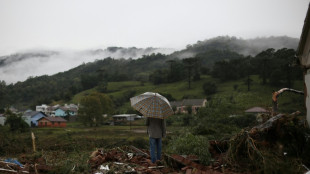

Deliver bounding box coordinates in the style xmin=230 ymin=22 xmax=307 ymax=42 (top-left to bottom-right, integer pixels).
xmin=225 ymin=112 xmax=310 ymax=173
xmin=165 ymin=154 xmax=225 ymax=174
xmin=89 ymin=145 xmax=240 ymax=174
xmin=0 ymin=154 xmax=52 ymax=174
xmin=89 ymin=146 xmax=175 ymax=174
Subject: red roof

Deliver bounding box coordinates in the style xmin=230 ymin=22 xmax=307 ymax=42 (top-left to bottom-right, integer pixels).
xmin=40 ymin=116 xmax=67 ymax=122
xmin=245 ymin=107 xmax=268 ymax=113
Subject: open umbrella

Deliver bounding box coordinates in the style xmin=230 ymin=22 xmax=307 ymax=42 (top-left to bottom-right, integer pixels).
xmin=130 ymin=92 xmax=174 ymax=119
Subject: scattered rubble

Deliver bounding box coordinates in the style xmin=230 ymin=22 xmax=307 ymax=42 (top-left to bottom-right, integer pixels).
xmin=89 ymin=146 xmax=176 ymax=174
xmin=0 ymin=154 xmax=52 ymax=174
xmin=89 ymin=145 xmax=239 ymax=174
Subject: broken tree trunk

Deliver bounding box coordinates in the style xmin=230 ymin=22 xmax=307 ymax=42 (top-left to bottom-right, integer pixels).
xmin=226 ymin=111 xmax=308 ymax=173
xmin=272 ymin=88 xmax=304 ymax=114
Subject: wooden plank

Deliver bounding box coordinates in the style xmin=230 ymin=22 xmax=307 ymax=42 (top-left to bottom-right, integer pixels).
xmin=129 ymin=145 xmax=149 ymax=157
xmin=0 ymin=168 xmax=29 ymax=174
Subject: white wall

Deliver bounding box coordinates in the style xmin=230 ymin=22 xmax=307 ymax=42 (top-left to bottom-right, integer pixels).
xmin=305 ymin=73 xmax=310 ymax=127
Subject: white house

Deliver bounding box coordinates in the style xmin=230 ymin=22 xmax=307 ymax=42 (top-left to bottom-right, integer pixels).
xmin=112 ymin=114 xmax=141 ymax=121
xmin=64 ymin=104 xmax=79 ymax=109
xmin=36 ymin=104 xmax=48 ymax=113
xmin=296 ymin=3 xmax=310 ymax=127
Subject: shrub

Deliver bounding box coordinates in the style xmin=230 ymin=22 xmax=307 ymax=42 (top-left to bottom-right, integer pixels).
xmin=167 ymin=133 xmax=211 ymax=165
xmin=4 ymin=110 xmax=29 ymax=132
xmin=182 ymin=114 xmax=191 ymax=126
xmin=233 ymin=84 xmax=238 ymax=91
xmin=166 ymin=117 xmax=173 ymax=126
xmin=159 ymin=92 xmax=175 ymax=102
xmin=192 ymin=124 xmax=216 ymax=135
xmin=202 ymin=82 xmax=217 ymax=95
xmin=219 ymin=114 xmax=257 ymax=128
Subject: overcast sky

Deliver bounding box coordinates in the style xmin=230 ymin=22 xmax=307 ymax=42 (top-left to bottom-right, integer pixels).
xmin=0 ymin=0 xmax=309 ymax=56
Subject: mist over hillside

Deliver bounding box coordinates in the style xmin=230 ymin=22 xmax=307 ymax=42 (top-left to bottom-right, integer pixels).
xmin=0 ymin=47 xmax=174 ymax=84
xmin=171 ymin=36 xmax=299 ymax=59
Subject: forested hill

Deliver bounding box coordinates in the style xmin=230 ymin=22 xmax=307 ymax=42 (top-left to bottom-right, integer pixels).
xmin=0 ymin=36 xmax=301 ymax=110
xmin=170 ymin=36 xmax=299 ymax=59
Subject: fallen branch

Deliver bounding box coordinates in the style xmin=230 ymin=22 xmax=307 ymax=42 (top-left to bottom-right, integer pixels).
xmin=129 ymin=145 xmax=149 ymax=157
xmin=0 ymin=167 xmax=29 ymax=174
xmin=272 ymin=88 xmax=304 ymax=113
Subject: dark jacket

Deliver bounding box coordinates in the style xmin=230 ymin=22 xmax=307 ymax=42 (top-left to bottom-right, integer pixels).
xmin=146 ymin=117 xmax=166 ymax=138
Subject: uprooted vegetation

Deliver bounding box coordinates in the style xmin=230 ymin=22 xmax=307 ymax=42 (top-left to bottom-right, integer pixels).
xmin=225 ymin=112 xmax=310 ymax=173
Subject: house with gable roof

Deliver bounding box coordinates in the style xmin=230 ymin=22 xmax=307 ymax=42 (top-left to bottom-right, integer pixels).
xmin=38 ymin=116 xmax=67 ymax=128
xmin=22 ymin=110 xmax=47 ymax=127
xmin=245 ymin=107 xmax=269 ymax=115
xmin=170 ymin=99 xmax=207 ymax=114
xmin=54 ymin=107 xmax=78 ymax=117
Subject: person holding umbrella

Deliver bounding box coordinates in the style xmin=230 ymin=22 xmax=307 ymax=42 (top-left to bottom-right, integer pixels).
xmin=130 ymin=92 xmax=173 ymax=164
xmin=146 ymin=117 xmax=166 ymax=163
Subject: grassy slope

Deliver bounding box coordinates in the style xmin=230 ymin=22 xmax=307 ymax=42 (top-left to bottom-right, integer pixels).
xmin=71 ymin=75 xmax=305 ymax=115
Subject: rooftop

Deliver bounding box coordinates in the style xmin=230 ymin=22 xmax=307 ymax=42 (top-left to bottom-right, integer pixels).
xmin=41 ymin=116 xmax=67 ymax=122
xmin=23 ymin=111 xmax=46 ymax=117
xmin=245 ymin=107 xmax=269 ymax=113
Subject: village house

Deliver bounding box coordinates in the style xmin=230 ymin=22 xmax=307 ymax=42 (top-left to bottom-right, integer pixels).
xmin=64 ymin=103 xmax=79 ymax=109
xmin=37 ymin=116 xmax=67 ymax=128
xmin=170 ymin=99 xmax=207 ymax=114
xmin=296 ymin=3 xmax=310 ymax=126
xmin=54 ymin=107 xmax=78 ymax=117
xmin=245 ymin=107 xmax=269 ymax=115
xmin=45 ymin=106 xmax=57 ymax=116
xmin=22 ymin=111 xmax=47 ymax=127
xmin=35 ymin=103 xmax=79 ymax=117
xmin=112 ymin=114 xmax=142 ymax=125
xmin=36 ymin=104 xmax=48 ymax=113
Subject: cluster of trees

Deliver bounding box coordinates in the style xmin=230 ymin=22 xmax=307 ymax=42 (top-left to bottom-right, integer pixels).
xmin=148 ymin=49 xmax=247 ymax=88
xmin=211 ymin=48 xmax=302 ymax=87
xmin=78 ymin=92 xmax=114 ymax=127
xmin=149 ymin=48 xmax=302 ymax=92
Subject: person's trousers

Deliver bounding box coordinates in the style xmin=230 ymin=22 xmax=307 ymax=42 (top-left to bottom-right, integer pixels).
xmin=149 ymin=137 xmax=162 ymax=163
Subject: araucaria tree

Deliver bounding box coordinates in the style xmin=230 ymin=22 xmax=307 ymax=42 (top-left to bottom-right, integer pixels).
xmin=183 ymin=58 xmax=198 ymax=89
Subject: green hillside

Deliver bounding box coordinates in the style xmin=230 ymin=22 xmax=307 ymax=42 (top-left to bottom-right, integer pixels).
xmin=71 ymin=75 xmax=305 ymax=115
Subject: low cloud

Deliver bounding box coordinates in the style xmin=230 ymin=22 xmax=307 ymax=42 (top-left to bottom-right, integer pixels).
xmin=0 ymin=47 xmax=175 ymax=84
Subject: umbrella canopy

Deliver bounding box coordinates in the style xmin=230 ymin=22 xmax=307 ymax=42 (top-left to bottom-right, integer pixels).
xmin=130 ymin=92 xmax=174 ymax=119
